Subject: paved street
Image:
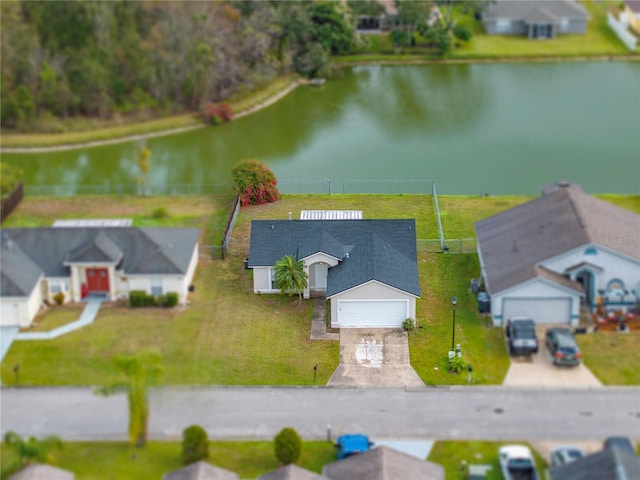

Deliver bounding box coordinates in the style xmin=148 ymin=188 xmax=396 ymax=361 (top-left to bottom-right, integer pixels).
xmin=2 ymin=386 xmax=639 ymax=443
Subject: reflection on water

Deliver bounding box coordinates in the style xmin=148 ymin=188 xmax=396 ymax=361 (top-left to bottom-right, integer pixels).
xmin=5 ymin=62 xmax=640 ymax=194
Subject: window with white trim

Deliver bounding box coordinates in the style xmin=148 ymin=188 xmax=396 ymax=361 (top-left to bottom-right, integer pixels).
xmin=270 ymin=268 xmax=278 ymax=290
xmin=151 ymin=278 xmax=163 ymax=296
xmin=50 ymin=284 xmax=62 ymax=294
xmin=496 ymin=19 xmax=511 ymax=32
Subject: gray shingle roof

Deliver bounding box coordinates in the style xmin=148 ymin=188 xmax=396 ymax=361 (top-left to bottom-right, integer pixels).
xmin=322 ymin=446 xmax=445 ymax=480
xmin=1 ymin=227 xmax=200 ymax=298
xmin=249 ymin=220 xmax=420 ymax=297
xmin=162 ymin=461 xmax=238 ymax=480
xmin=483 ymin=0 xmax=589 ymax=22
xmin=475 ymin=184 xmax=640 ymax=294
xmin=257 ymin=464 xmax=328 ymax=480
xmin=0 ymin=241 xmax=43 ymax=297
xmin=548 ymin=447 xmax=640 ymax=480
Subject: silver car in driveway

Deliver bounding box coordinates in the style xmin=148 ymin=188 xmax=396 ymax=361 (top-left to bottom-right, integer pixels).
xmin=545 ymin=328 xmax=582 ymax=366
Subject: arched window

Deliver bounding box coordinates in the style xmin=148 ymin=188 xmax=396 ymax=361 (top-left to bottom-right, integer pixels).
xmin=584 ymin=247 xmax=597 ymax=255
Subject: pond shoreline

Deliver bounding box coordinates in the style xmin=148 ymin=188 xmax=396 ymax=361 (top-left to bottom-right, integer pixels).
xmin=2 ymin=55 xmax=638 ymax=153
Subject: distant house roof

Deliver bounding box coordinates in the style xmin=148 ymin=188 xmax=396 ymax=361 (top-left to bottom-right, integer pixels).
xmin=248 ymin=220 xmax=420 ymax=297
xmin=257 ymin=464 xmax=328 ymax=480
xmin=322 ymin=446 xmax=445 ymax=480
xmin=1 ymin=227 xmax=200 ymax=297
xmin=548 ymin=447 xmax=640 ymax=480
xmin=162 ymin=461 xmax=238 ymax=480
xmin=8 ymin=463 xmax=74 ymax=480
xmin=625 ymin=0 xmax=640 ymax=13
xmin=483 ymin=1 xmax=589 ymax=23
xmin=475 ymin=182 xmax=640 ymax=294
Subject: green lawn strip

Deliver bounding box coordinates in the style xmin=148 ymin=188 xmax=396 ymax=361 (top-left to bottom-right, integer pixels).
xmin=0 ymin=75 xmax=299 ymax=149
xmin=427 ymin=441 xmax=548 ymax=480
xmin=0 ymin=440 xmax=336 ymax=480
xmin=411 ymin=253 xmax=510 ymax=385
xmin=21 ymin=305 xmax=85 ymax=332
xmin=577 ymin=332 xmax=640 ymax=385
xmin=594 ymin=194 xmax=640 ymax=213
xmin=2 ymin=195 xmax=235 ymax=245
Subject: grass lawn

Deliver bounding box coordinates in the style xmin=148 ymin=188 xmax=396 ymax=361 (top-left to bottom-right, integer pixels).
xmin=428 ymin=441 xmax=548 ymax=480
xmin=0 ymin=440 xmax=337 ymax=480
xmin=2 ymin=193 xmax=638 ymax=386
xmin=20 ymin=304 xmax=85 ymax=332
xmin=578 ymin=332 xmax=640 ymax=385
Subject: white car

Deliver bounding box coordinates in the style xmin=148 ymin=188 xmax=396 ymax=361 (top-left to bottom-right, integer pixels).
xmin=550 ymin=445 xmax=586 ymax=467
xmin=499 ymin=445 xmax=539 ymax=480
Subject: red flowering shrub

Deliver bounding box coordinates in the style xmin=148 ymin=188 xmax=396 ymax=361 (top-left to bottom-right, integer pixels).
xmin=201 ymin=102 xmax=234 ymax=124
xmin=231 ymin=159 xmax=280 ymax=206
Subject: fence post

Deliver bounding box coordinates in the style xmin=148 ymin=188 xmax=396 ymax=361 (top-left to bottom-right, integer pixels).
xmin=327 ymin=179 xmax=331 ymax=195
xmin=432 ymin=182 xmax=445 ymax=252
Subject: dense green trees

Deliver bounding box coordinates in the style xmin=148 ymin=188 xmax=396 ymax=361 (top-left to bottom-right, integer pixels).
xmin=1 ymin=1 xmax=356 ymax=132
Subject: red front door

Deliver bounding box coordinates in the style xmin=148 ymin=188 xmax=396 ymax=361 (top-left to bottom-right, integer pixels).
xmin=86 ymin=268 xmax=110 ymax=292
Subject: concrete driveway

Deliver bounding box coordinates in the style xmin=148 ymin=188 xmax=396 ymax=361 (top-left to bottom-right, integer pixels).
xmin=327 ymin=328 xmax=425 ymax=387
xmin=503 ymin=325 xmax=602 ymax=388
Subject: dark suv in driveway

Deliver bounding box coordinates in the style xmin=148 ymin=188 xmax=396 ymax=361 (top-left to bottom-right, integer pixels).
xmin=505 ymin=318 xmax=539 ymax=356
xmin=545 ymin=328 xmax=582 ymax=366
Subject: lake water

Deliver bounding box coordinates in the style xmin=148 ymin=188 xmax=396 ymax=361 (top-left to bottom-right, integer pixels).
xmin=4 ymin=61 xmax=640 ymax=195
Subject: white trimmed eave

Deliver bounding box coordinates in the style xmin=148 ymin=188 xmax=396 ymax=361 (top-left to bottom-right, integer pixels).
xmin=300 ymin=252 xmax=342 ymax=264
xmin=327 ymin=279 xmax=420 ymax=299
xmin=492 ymin=275 xmax=584 ymax=298
xmin=540 ymin=242 xmax=640 ymax=269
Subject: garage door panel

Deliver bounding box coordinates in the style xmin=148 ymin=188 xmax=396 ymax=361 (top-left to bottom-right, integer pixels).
xmin=337 ymin=300 xmax=408 ymax=328
xmin=503 ymin=298 xmax=570 ymax=324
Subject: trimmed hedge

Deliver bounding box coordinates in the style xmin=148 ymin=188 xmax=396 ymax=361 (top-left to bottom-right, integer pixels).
xmin=129 ymin=290 xmax=147 ymax=307
xmin=129 ymin=290 xmax=179 ymax=308
xmin=164 ymin=292 xmax=179 ymax=307
xmin=274 ymin=427 xmax=302 ymax=465
xmin=181 ymin=425 xmax=209 ymax=465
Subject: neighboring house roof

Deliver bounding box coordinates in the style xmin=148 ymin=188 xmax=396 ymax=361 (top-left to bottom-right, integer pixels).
xmin=625 ymin=0 xmax=640 ymax=13
xmin=162 ymin=461 xmax=239 ymax=480
xmin=548 ymin=447 xmax=640 ymax=480
xmin=483 ymin=1 xmax=589 ymax=22
xmin=475 ymin=182 xmax=640 ymax=294
xmin=248 ymin=220 xmax=420 ymax=297
xmin=322 ymin=446 xmax=445 ymax=480
xmin=257 ymin=464 xmax=328 ymax=480
xmin=0 ymin=241 xmax=43 ymax=297
xmin=0 ymin=227 xmax=200 ymax=296
xmin=8 ymin=463 xmax=74 ymax=480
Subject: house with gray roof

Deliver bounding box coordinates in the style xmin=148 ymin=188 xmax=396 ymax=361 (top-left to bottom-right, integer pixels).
xmin=162 ymin=461 xmax=238 ymax=480
xmin=1 ymin=227 xmax=200 ymax=328
xmin=475 ymin=182 xmax=640 ymax=326
xmin=547 ymin=445 xmax=640 ymax=480
xmin=248 ymin=219 xmax=420 ymax=328
xmin=482 ymin=1 xmax=590 ymax=39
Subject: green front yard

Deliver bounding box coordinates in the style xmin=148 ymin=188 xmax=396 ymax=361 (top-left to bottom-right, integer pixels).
xmin=2 ymin=193 xmax=639 ymax=386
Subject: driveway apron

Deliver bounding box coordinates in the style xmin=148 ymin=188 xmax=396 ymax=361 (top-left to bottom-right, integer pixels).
xmin=327 ymin=328 xmax=425 ymax=387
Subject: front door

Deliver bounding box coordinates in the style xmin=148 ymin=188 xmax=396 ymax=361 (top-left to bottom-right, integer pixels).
xmin=86 ymin=268 xmax=110 ymax=292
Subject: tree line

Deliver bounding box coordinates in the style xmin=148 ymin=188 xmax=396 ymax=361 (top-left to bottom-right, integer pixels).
xmin=1 ymin=0 xmax=355 ymax=131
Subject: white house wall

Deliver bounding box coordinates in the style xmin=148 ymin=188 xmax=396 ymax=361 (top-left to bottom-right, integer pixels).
xmin=329 ymin=281 xmax=416 ymax=328
xmin=43 ymin=277 xmax=71 ymax=304
xmin=491 ymin=279 xmax=580 ymax=326
xmin=252 ymin=267 xmax=274 ymax=293
xmin=0 ymin=275 xmax=43 ymax=328
xmin=541 ymin=244 xmax=640 ymax=292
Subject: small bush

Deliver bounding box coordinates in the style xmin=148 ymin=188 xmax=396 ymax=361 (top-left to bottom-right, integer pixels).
xmin=52 ymin=292 xmax=65 ymax=305
xmin=274 ymin=427 xmax=302 ymax=465
xmin=181 ymin=425 xmax=209 ymax=465
xmin=202 ymin=102 xmax=234 ymax=124
xmin=231 ymin=159 xmax=280 ymax=206
xmin=155 ymin=295 xmax=166 ymax=307
xmin=453 ymin=24 xmax=472 ymax=42
xmin=144 ymin=294 xmax=156 ymax=307
xmin=129 ymin=290 xmax=147 ymax=307
xmin=449 ymin=354 xmax=467 ymax=373
xmin=150 ymin=207 xmax=169 ymax=219
xmin=164 ymin=292 xmax=179 ymax=308
xmin=402 ymin=318 xmax=415 ymax=331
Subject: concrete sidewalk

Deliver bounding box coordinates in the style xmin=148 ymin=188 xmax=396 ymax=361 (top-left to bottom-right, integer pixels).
xmin=16 ymin=298 xmax=104 ymax=341
xmin=310 ymin=299 xmax=339 ymax=341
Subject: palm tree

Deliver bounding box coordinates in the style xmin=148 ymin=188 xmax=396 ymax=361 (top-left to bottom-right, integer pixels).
xmin=274 ymin=255 xmax=308 ymax=303
xmin=3 ymin=431 xmax=63 ymax=471
xmin=96 ymin=349 xmax=163 ymax=448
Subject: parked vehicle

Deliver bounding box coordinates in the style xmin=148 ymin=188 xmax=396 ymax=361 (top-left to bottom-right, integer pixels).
xmin=550 ymin=445 xmax=586 ymax=467
xmin=603 ymin=436 xmax=635 ymax=453
xmin=545 ymin=328 xmax=582 ymax=366
xmin=334 ymin=434 xmax=373 ymax=459
xmin=499 ymin=445 xmax=539 ymax=480
xmin=505 ymin=318 xmax=539 ymax=356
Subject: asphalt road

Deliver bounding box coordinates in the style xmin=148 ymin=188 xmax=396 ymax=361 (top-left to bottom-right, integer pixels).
xmin=2 ymin=386 xmax=639 ymax=442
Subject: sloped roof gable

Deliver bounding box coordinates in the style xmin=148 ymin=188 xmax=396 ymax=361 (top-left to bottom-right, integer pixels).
xmin=0 ymin=242 xmax=43 ymax=297
xmin=484 ymin=0 xmax=589 ymax=21
xmin=66 ymin=231 xmax=123 ymax=263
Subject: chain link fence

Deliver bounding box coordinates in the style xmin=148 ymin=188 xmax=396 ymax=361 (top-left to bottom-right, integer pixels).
xmin=417 ymin=238 xmax=477 ymax=254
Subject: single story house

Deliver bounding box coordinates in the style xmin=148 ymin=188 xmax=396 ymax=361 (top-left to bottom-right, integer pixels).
xmin=475 ymin=182 xmax=640 ymax=326
xmin=482 ymin=1 xmax=590 ymax=39
xmin=1 ymin=226 xmax=200 ymax=328
xmin=548 ymin=445 xmax=640 ymax=480
xmin=248 ymin=218 xmax=420 ymax=329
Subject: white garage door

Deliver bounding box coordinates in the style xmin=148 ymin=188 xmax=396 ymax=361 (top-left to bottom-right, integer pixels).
xmin=337 ymin=300 xmax=408 ymax=328
xmin=502 ymin=298 xmax=571 ymax=325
